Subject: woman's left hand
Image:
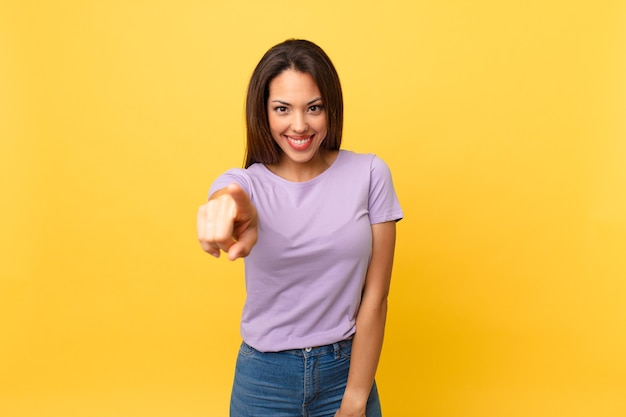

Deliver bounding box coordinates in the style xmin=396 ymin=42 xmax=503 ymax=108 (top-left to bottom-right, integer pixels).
xmin=334 ymin=407 xmax=366 ymax=417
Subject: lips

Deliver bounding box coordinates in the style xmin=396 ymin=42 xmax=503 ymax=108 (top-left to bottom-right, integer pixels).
xmin=286 ymin=135 xmax=314 ymax=150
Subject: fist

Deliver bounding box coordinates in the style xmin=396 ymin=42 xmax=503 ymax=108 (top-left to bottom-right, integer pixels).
xmin=197 ymin=183 xmax=258 ymax=260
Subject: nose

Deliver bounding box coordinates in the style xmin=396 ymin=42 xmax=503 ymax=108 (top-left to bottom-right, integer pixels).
xmin=292 ymin=112 xmax=308 ymax=133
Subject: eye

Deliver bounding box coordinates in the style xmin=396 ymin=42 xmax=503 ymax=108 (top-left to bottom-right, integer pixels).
xmin=273 ymin=106 xmax=288 ymax=113
xmin=308 ymin=104 xmax=324 ymax=114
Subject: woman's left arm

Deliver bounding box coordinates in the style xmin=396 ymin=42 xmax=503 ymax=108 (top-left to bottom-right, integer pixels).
xmin=335 ymin=221 xmax=397 ymax=417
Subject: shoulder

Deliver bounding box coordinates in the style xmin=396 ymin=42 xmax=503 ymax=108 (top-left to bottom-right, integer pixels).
xmin=335 ymin=149 xmax=378 ymax=169
xmin=209 ymin=167 xmax=257 ymax=198
xmin=337 ymin=149 xmax=373 ymax=162
xmin=337 ymin=150 xmax=392 ymax=175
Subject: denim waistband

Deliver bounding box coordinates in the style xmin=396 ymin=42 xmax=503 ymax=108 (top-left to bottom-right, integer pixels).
xmin=244 ymin=338 xmax=352 ymax=357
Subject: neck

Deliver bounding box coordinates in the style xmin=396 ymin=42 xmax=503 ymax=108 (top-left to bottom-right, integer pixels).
xmin=267 ymin=150 xmax=338 ymax=182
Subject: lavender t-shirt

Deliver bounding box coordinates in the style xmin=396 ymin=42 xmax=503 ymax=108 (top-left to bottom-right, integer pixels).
xmin=209 ymin=150 xmax=403 ymax=352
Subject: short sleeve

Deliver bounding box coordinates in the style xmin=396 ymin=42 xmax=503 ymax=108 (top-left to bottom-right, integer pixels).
xmin=208 ymin=168 xmax=253 ymax=200
xmin=368 ymin=156 xmax=403 ymax=224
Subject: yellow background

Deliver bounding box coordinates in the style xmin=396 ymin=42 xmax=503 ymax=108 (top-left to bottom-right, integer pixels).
xmin=1 ymin=1 xmax=625 ymax=416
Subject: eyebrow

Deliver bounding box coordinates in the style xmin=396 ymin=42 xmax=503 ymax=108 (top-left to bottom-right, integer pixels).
xmin=270 ymin=97 xmax=323 ymax=106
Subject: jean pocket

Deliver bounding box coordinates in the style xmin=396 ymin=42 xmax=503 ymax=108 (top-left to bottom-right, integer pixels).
xmin=239 ymin=341 xmax=257 ymax=357
xmin=338 ymin=340 xmax=352 ymax=359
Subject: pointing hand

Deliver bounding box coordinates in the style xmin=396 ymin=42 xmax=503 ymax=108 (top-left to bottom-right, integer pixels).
xmin=197 ymin=183 xmax=258 ymax=260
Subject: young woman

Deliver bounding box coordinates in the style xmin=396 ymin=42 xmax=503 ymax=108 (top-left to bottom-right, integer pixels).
xmin=197 ymin=39 xmax=403 ymax=417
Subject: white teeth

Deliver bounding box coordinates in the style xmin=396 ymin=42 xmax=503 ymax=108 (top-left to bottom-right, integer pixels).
xmin=289 ymin=137 xmax=310 ymax=145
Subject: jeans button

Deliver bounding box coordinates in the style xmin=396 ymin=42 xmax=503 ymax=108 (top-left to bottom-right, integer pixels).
xmin=305 ymin=347 xmax=312 ymax=352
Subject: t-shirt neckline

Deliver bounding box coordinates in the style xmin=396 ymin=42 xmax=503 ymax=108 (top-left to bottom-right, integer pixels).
xmin=259 ymin=150 xmax=344 ymax=186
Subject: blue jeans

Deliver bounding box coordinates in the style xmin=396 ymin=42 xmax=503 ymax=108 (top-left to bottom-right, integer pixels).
xmin=230 ymin=339 xmax=382 ymax=417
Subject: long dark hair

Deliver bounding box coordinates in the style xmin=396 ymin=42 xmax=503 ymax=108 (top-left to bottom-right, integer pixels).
xmin=244 ymin=39 xmax=344 ymax=168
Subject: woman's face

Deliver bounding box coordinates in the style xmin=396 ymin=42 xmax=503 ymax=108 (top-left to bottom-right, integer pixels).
xmin=267 ymin=69 xmax=328 ymax=166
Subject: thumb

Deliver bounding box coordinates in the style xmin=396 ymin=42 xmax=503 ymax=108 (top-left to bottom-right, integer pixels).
xmin=225 ymin=183 xmax=258 ymax=260
xmin=227 ymin=183 xmax=254 ymax=219
xmin=227 ymin=226 xmax=258 ymax=260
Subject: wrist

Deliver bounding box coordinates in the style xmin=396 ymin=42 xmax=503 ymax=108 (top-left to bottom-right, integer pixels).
xmin=340 ymin=390 xmax=368 ymax=415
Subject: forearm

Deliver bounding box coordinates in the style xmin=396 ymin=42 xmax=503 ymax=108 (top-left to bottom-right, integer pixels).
xmin=340 ymin=297 xmax=388 ymax=413
xmin=336 ymin=221 xmax=396 ymax=416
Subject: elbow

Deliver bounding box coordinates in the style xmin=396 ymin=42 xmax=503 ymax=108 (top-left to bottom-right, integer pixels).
xmin=360 ymin=294 xmax=388 ymax=318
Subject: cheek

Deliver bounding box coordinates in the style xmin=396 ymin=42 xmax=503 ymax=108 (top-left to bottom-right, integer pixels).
xmin=267 ymin=115 xmax=282 ymax=134
xmin=314 ymin=119 xmax=328 ymax=136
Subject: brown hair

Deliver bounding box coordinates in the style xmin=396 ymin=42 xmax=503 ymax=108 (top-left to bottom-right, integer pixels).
xmin=244 ymin=39 xmax=344 ymax=168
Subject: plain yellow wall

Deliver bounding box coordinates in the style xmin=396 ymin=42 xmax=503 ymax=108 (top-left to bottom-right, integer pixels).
xmin=1 ymin=1 xmax=625 ymax=416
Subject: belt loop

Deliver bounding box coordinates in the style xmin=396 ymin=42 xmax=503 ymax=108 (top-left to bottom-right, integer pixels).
xmin=333 ymin=342 xmax=340 ymax=359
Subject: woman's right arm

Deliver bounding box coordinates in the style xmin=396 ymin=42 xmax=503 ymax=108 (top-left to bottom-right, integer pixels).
xmin=197 ymin=183 xmax=258 ymax=260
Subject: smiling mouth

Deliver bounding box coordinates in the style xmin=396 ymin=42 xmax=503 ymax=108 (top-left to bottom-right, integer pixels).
xmin=287 ymin=135 xmax=313 ymax=145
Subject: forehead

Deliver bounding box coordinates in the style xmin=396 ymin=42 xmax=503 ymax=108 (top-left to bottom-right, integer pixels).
xmin=268 ymin=70 xmax=321 ymax=99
